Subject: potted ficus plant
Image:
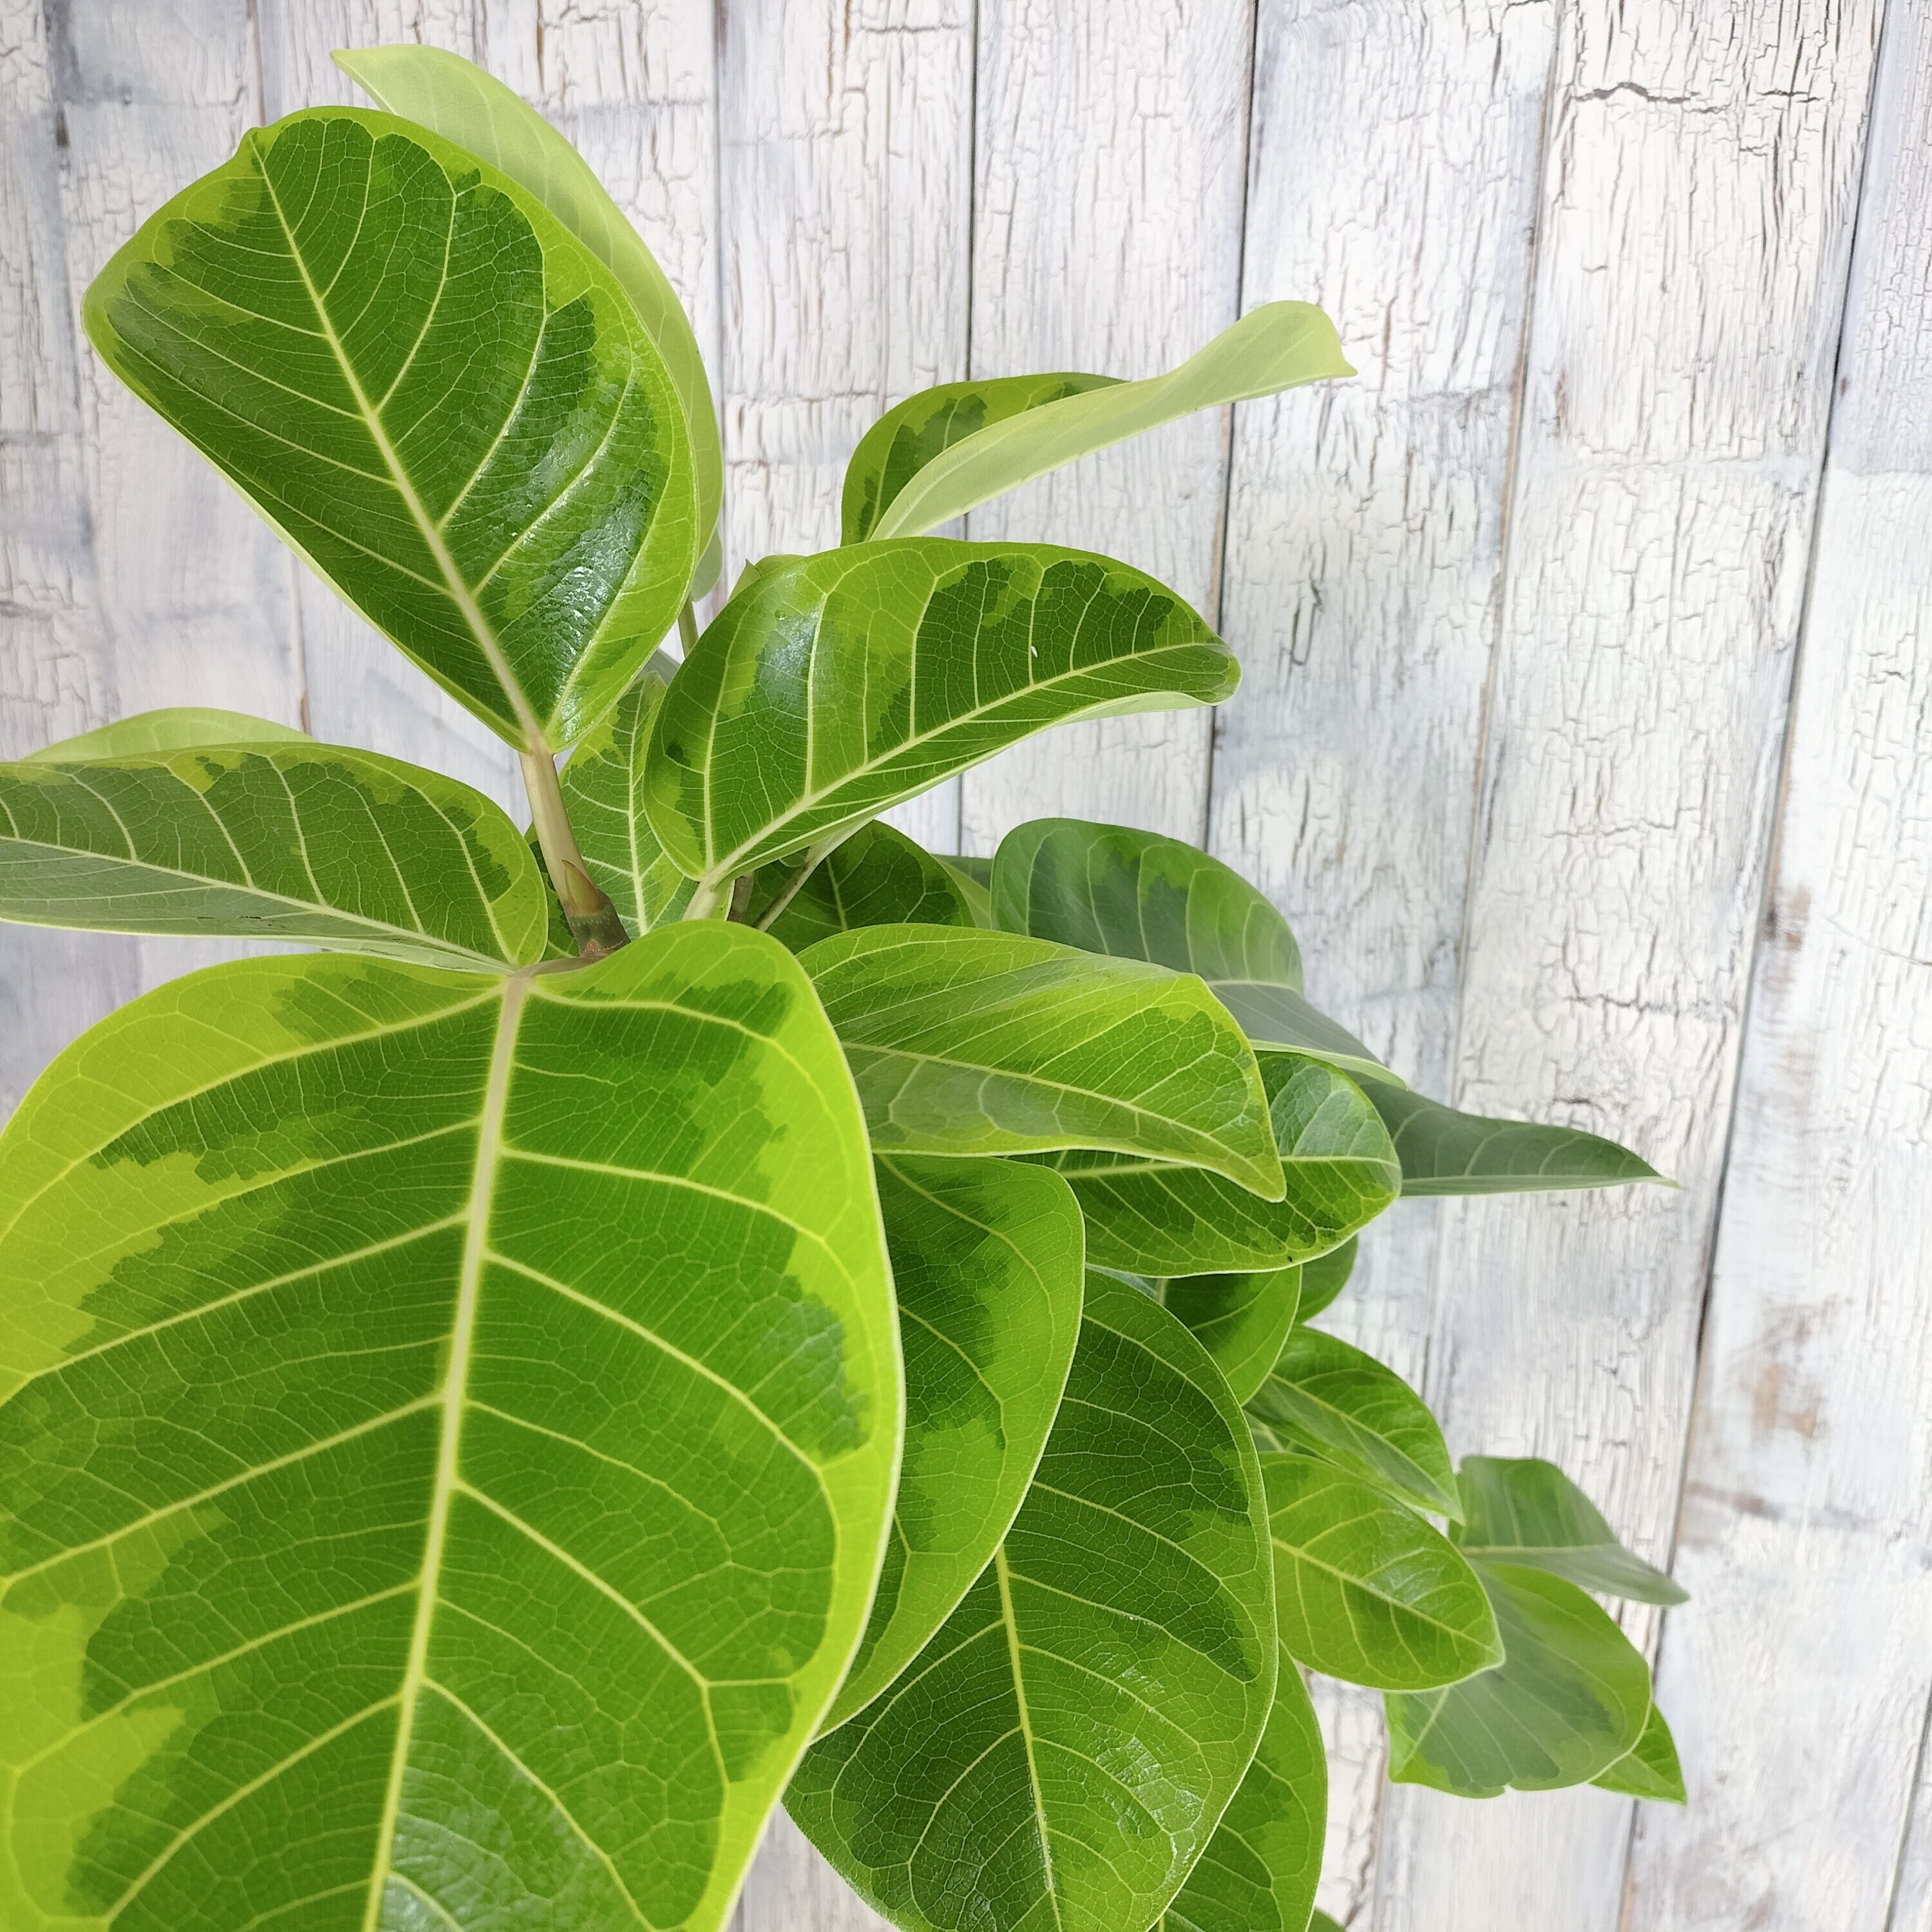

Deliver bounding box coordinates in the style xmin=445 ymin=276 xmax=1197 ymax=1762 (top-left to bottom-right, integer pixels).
xmin=0 ymin=45 xmax=1687 ymax=1932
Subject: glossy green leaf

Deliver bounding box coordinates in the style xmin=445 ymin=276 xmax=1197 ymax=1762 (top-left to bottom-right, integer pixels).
xmin=336 ymin=44 xmax=724 ymax=563
xmin=1454 ymin=1455 xmax=1687 ymax=1605
xmin=0 ymin=735 xmax=547 ymax=968
xmin=860 ymin=303 xmax=1352 ymax=542
xmin=826 ymin=1155 xmax=1084 ymax=1731
xmin=22 ymin=708 xmax=309 ymax=762
xmin=1159 ymin=1653 xmax=1326 ymax=1932
xmin=1264 ymin=1456 xmax=1500 ymax=1690
xmin=1247 ymin=1329 xmax=1459 ymax=1520
xmin=788 ymin=1274 xmax=1276 ymax=1932
xmin=842 ymin=372 xmax=1119 ymax=543
xmin=991 ymin=818 xmax=1399 ymax=1086
xmin=1366 ymin=1086 xmax=1661 ymax=1195
xmin=645 ymin=542 xmax=1236 ymax=886
xmin=802 ymin=925 xmax=1283 ymax=1194
xmin=558 ymin=654 xmax=696 ymax=933
xmin=1160 ymin=1266 xmax=1301 ymax=1405
xmin=1055 ymin=1053 xmax=1399 ymax=1274
xmin=1296 ymin=1235 xmax=1358 ymax=1323
xmin=0 ymin=927 xmax=902 ymax=1932
xmin=936 ymin=855 xmax=994 ymax=927
xmin=1592 ymin=1701 xmax=1686 ymax=1803
xmin=748 ymin=822 xmax=978 ymax=953
xmin=84 ymin=106 xmax=698 ymax=753
xmin=1385 ymin=1564 xmax=1651 ymax=1797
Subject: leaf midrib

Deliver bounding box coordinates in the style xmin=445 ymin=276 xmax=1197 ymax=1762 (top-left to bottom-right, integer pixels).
xmin=0 ymin=822 xmax=516 ymax=971
xmin=362 ymin=972 xmax=524 ymax=1929
xmin=254 ymin=144 xmax=548 ymax=755
xmin=703 ymin=559 xmax=1220 ymax=880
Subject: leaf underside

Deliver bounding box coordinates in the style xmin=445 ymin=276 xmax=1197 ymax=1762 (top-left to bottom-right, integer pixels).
xmin=1367 ymin=1085 xmax=1660 ymax=1195
xmin=0 ymin=927 xmax=900 ymax=1932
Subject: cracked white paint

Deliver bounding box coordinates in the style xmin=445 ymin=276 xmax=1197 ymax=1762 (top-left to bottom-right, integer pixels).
xmin=2 ymin=5 xmax=1927 ymax=1929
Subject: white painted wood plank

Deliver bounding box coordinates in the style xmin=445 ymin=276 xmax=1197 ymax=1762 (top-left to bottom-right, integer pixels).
xmin=954 ymin=0 xmax=1253 ymax=854
xmin=1622 ymin=8 xmax=1932 ymax=1924
xmin=715 ymin=0 xmax=974 ymax=857
xmin=718 ymin=3 xmax=972 ymax=1918
xmin=1376 ymin=5 xmax=1886 ymax=1926
xmin=260 ymin=2 xmax=516 ymax=817
xmin=0 ymin=0 xmax=139 ymax=1112
xmin=1203 ymin=3 xmax=1557 ymax=1908
xmin=8 ymin=0 xmax=307 ymax=1082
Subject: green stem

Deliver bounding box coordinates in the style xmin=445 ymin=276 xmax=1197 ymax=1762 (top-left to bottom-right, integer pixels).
xmin=519 ymin=748 xmax=629 ymax=958
xmin=752 ymin=838 xmax=835 ymax=932
xmin=677 ymin=601 xmax=699 ymax=654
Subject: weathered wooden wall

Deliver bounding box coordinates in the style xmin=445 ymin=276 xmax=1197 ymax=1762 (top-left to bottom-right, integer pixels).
xmin=2 ymin=2 xmax=1927 ymax=1926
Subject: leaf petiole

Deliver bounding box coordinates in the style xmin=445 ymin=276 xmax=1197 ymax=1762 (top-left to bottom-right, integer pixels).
xmin=519 ymin=747 xmax=630 ymax=958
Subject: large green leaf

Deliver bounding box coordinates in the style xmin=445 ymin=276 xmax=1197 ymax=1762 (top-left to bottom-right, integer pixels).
xmin=1453 ymin=1455 xmax=1687 ymax=1605
xmin=788 ymin=1275 xmax=1276 ymax=1932
xmin=644 ymin=542 xmax=1236 ymax=888
xmin=1295 ymin=1235 xmax=1358 ymax=1323
xmin=1247 ymin=1329 xmax=1459 ymax=1520
xmin=842 ymin=372 xmax=1119 ymax=543
xmin=336 ymin=45 xmax=724 ymax=567
xmin=0 ymin=927 xmax=902 ymax=1932
xmin=1591 ymin=1701 xmax=1686 ymax=1803
xmin=557 ymin=654 xmax=696 ymax=934
xmin=1054 ymin=1053 xmax=1399 ymax=1274
xmin=991 ymin=818 xmax=1397 ymax=1086
xmin=0 ymin=733 xmax=547 ymax=968
xmin=856 ymin=303 xmax=1352 ymax=542
xmin=1264 ymin=1456 xmax=1500 ymax=1690
xmin=747 ymin=822 xmax=978 ymax=953
xmin=990 ymin=819 xmax=1388 ymax=1087
xmin=84 ymin=106 xmax=699 ymax=753
xmin=1160 ymin=1266 xmax=1301 ymax=1405
xmin=1385 ymin=1564 xmax=1651 ymax=1797
xmin=802 ymin=925 xmax=1283 ymax=1195
xmin=1159 ymin=1654 xmax=1326 ymax=1932
xmin=1365 ymin=1086 xmax=1661 ymax=1195
xmin=22 ymin=708 xmax=309 ymax=762
xmin=826 ymin=1155 xmax=1084 ymax=1731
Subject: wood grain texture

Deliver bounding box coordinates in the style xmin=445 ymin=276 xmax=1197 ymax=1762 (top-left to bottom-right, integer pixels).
xmin=1375 ymin=3 xmax=1888 ymax=1927
xmin=5 ymin=0 xmax=307 ymax=1105
xmin=954 ymin=0 xmax=1255 ymax=853
xmin=715 ymin=0 xmax=974 ymax=856
xmin=3 ymin=6 xmax=1931 ymax=1927
xmin=0 ymin=0 xmax=138 ymax=1112
xmin=1204 ymin=5 xmax=1557 ymax=1906
xmin=717 ymin=3 xmax=972 ymax=1918
xmin=1621 ymin=8 xmax=1932 ymax=1926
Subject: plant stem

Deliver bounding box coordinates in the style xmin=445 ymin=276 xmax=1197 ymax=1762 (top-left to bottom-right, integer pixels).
xmin=677 ymin=601 xmax=699 ymax=654
xmin=752 ymin=839 xmax=835 ymax=932
xmin=728 ymin=873 xmax=755 ymax=922
xmin=519 ymin=747 xmax=629 ymax=958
